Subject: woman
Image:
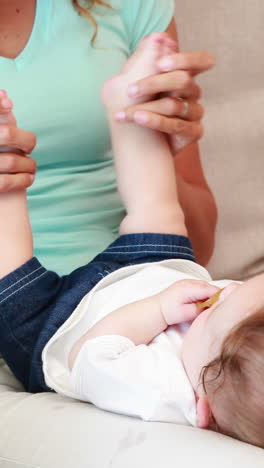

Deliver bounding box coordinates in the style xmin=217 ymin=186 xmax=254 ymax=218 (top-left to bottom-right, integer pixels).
xmin=0 ymin=0 xmax=216 ymax=272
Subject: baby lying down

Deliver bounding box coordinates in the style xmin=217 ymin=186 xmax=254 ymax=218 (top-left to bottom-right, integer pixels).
xmin=0 ymin=34 xmax=263 ymax=449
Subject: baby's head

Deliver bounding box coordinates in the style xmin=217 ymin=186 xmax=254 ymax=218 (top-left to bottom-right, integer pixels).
xmin=182 ymin=274 xmax=264 ymax=447
xmin=201 ymin=309 xmax=264 ymax=447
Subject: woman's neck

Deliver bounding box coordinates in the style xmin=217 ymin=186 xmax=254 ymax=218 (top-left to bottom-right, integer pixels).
xmin=0 ymin=0 xmax=36 ymax=59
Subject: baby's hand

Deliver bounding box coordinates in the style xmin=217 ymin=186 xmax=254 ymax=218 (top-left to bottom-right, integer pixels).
xmin=159 ymin=280 xmax=220 ymax=325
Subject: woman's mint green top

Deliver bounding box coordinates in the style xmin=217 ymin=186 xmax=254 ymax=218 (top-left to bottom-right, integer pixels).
xmin=0 ymin=0 xmax=174 ymax=274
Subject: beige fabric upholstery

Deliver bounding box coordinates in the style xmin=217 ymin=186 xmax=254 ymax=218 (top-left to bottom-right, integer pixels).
xmin=176 ymin=0 xmax=264 ymax=280
xmin=0 ymin=363 xmax=263 ymax=468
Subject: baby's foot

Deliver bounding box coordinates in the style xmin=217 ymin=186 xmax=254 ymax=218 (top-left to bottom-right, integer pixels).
xmin=101 ymin=33 xmax=177 ymax=111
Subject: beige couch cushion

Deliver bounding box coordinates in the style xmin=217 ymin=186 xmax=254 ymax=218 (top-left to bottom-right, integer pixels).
xmin=0 ymin=362 xmax=263 ymax=468
xmin=176 ymin=0 xmax=264 ymax=280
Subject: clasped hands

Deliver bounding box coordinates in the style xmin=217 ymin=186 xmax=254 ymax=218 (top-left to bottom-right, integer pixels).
xmin=116 ymin=39 xmax=215 ymax=153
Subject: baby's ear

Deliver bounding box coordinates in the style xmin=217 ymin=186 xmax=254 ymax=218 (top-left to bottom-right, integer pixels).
xmin=196 ymin=396 xmax=211 ymax=428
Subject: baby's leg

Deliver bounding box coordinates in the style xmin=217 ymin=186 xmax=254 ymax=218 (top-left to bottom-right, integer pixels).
xmin=102 ymin=34 xmax=187 ymax=236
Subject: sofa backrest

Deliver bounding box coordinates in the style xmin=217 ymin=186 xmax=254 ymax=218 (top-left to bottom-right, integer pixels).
xmin=176 ymin=0 xmax=264 ymax=280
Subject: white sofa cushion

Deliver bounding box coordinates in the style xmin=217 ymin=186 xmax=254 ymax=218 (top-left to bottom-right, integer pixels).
xmin=0 ymin=362 xmax=262 ymax=468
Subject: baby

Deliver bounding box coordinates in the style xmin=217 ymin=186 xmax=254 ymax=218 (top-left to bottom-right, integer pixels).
xmin=0 ymin=33 xmax=263 ymax=449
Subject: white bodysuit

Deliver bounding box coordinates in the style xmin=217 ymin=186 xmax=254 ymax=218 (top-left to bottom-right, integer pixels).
xmin=42 ymin=259 xmax=235 ymax=426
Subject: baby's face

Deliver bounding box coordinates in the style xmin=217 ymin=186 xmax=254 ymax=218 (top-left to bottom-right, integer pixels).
xmin=182 ymin=272 xmax=264 ymax=391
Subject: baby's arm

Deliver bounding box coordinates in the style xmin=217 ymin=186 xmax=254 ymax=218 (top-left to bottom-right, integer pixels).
xmin=68 ymin=294 xmax=166 ymax=370
xmin=68 ymin=279 xmax=218 ymax=369
xmin=0 ymin=97 xmax=33 ymax=278
xmin=108 ymin=117 xmax=186 ymax=236
xmin=102 ymin=35 xmax=187 ymax=237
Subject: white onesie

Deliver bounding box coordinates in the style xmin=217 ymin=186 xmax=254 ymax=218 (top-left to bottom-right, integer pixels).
xmin=42 ymin=259 xmax=235 ymax=426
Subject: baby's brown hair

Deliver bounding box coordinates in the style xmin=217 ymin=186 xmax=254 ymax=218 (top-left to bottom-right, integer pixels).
xmin=201 ymin=309 xmax=264 ymax=448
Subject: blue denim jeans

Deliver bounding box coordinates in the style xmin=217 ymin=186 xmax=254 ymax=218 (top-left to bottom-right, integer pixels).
xmin=0 ymin=233 xmax=195 ymax=393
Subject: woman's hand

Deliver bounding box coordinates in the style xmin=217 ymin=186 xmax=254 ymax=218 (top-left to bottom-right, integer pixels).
xmin=0 ymin=90 xmax=37 ymax=192
xmin=115 ymin=37 xmax=215 ymax=153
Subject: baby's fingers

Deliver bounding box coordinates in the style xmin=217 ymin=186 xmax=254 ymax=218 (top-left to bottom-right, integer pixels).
xmin=196 ymin=289 xmax=224 ymax=311
xmin=180 ymin=280 xmax=220 ymax=304
xmin=181 ymin=282 xmax=220 ymax=322
xmin=160 ymin=280 xmax=220 ymax=325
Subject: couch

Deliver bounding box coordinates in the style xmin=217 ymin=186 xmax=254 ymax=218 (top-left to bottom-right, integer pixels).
xmin=1 ymin=1 xmax=264 ymax=466
xmin=0 ymin=360 xmax=263 ymax=467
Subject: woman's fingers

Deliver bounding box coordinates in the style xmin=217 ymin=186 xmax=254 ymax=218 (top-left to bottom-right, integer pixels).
xmin=0 ymin=126 xmax=36 ymax=154
xmin=0 ymin=153 xmax=37 ymax=174
xmin=158 ymin=51 xmax=216 ymax=76
xmin=0 ymin=91 xmax=36 ymax=154
xmin=0 ymin=90 xmax=37 ymax=192
xmin=116 ymin=109 xmax=203 ymax=151
xmin=117 ymin=97 xmax=204 ymax=123
xmin=120 ymin=47 xmax=215 ymax=154
xmin=0 ymin=173 xmax=35 ymax=192
xmin=128 ymin=70 xmax=201 ymax=100
xmin=0 ymin=97 xmax=14 ymax=114
xmin=0 ymin=90 xmax=16 ymax=125
xmin=169 ymin=121 xmax=204 ymax=152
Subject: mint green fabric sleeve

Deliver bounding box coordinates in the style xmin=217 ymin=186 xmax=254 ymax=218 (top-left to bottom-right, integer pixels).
xmin=120 ymin=0 xmax=175 ymax=53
